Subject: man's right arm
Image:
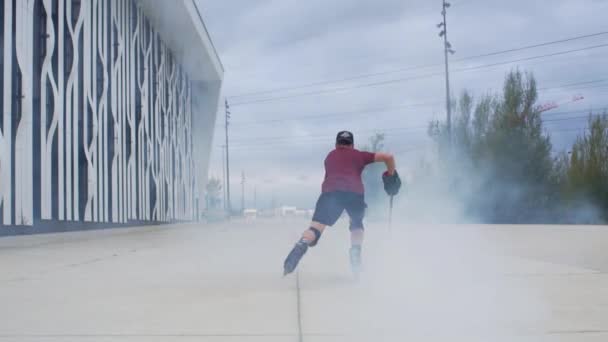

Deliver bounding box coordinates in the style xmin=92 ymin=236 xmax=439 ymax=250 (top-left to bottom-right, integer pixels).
xmin=374 ymin=152 xmax=396 ymax=175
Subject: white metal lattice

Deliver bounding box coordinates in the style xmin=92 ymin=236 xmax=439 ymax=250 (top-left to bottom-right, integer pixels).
xmin=3 ymin=0 xmax=198 ymax=226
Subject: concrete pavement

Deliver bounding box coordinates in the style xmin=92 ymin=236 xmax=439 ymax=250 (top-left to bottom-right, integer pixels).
xmin=1 ymin=219 xmax=607 ymax=341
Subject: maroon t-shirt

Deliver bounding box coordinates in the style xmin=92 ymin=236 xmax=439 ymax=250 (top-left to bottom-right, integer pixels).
xmin=321 ymin=147 xmax=376 ymax=194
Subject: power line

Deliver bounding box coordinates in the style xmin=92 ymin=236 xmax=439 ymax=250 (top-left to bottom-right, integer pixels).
xmin=230 ymin=125 xmax=429 ymax=146
xmin=220 ymin=80 xmax=608 ymax=131
xmin=231 ymin=43 xmax=608 ymax=106
xmin=226 ymin=100 xmax=580 ymax=128
xmin=227 ymin=108 xmax=608 ymax=148
xmin=229 ymin=31 xmax=608 ymax=100
xmin=230 ymin=133 xmax=428 ymax=150
xmin=550 ymin=126 xmax=591 ymax=133
xmin=229 ymin=143 xmax=427 ymax=155
xmin=455 ymin=31 xmax=608 ymax=63
xmin=237 ymin=146 xmax=428 ymax=155
xmin=228 ymin=121 xmax=602 ymax=153
xmin=229 ymin=134 xmax=429 ymax=149
xmin=219 ymin=81 xmax=608 ymax=129
xmin=226 ymin=108 xmax=608 ymax=149
xmin=542 ymin=107 xmax=608 ymax=117
xmin=544 ymin=112 xmax=608 ymax=123
xmin=454 ymin=43 xmax=608 ymax=73
xmin=222 ymin=117 xmax=606 ymax=153
xmin=538 ymin=79 xmax=608 ymax=91
xmin=555 ymin=83 xmax=608 ymax=92
xmin=229 ymin=101 xmax=441 ymax=127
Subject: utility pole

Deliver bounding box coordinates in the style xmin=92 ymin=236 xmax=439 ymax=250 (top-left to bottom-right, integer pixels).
xmin=221 ymin=145 xmax=226 ymax=211
xmin=225 ymin=99 xmax=232 ymax=215
xmin=241 ymin=171 xmax=245 ymax=214
xmin=254 ymin=186 xmax=257 ymax=210
xmin=438 ymin=0 xmax=455 ymax=142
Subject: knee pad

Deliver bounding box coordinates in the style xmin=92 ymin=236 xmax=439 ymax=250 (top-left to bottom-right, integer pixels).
xmin=307 ymin=227 xmax=322 ymax=247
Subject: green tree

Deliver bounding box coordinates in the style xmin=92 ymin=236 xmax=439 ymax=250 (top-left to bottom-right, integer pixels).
xmin=427 ymin=70 xmax=556 ymax=222
xmin=564 ymin=113 xmax=608 ymax=219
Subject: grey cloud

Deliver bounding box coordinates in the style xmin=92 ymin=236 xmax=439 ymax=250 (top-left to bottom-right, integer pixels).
xmin=259 ymin=0 xmax=415 ymax=48
xmin=197 ymin=0 xmax=608 ymax=205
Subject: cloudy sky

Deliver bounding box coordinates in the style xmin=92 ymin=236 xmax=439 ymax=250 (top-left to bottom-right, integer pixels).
xmin=195 ymin=0 xmax=608 ymax=209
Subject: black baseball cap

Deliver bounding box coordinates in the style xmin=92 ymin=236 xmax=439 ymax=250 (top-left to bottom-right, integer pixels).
xmin=336 ymin=131 xmax=354 ymax=145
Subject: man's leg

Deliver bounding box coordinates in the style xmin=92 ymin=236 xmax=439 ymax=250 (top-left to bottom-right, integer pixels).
xmin=350 ymin=226 xmax=364 ymax=246
xmin=349 ymin=226 xmax=364 ymax=274
xmin=301 ymin=221 xmax=326 ymax=246
xmin=283 ymin=193 xmax=342 ymax=276
xmin=283 ymin=222 xmax=326 ymax=276
xmin=346 ymin=195 xmax=367 ymax=275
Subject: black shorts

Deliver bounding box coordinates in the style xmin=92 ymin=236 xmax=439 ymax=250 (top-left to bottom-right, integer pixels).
xmin=312 ymin=191 xmax=367 ymax=230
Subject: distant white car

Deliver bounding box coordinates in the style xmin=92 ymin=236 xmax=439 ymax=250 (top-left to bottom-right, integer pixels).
xmin=278 ymin=206 xmax=297 ymax=217
xmin=243 ymin=209 xmax=258 ymax=220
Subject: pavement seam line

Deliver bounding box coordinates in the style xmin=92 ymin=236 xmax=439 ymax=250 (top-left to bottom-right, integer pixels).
xmin=296 ymin=270 xmax=304 ymax=342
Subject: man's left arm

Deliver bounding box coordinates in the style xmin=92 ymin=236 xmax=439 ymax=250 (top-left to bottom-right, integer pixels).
xmin=373 ymin=152 xmax=396 ymax=175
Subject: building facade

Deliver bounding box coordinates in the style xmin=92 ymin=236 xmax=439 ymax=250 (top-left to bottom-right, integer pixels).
xmin=0 ymin=0 xmax=223 ymax=231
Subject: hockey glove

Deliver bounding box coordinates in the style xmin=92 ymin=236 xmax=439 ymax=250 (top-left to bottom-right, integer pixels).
xmin=382 ymin=170 xmax=401 ymax=196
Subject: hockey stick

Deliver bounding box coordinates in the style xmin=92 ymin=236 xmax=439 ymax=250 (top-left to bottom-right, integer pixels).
xmin=388 ymin=195 xmax=394 ymax=232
